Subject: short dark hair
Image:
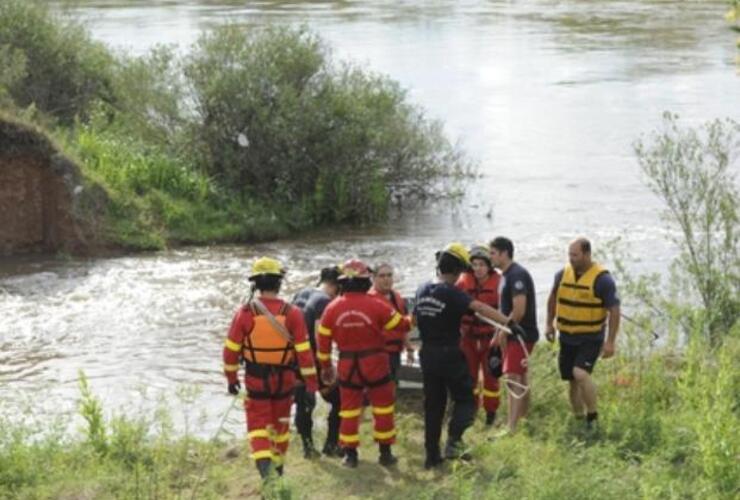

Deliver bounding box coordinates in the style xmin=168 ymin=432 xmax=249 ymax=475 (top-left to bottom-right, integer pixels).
xmin=437 ymin=252 xmax=467 ymax=275
xmin=341 ymin=277 xmax=372 ymax=293
xmin=489 ymin=236 xmax=514 ymax=259
xmin=253 ymin=275 xmax=282 ymax=293
xmin=576 ymin=238 xmax=591 ymax=254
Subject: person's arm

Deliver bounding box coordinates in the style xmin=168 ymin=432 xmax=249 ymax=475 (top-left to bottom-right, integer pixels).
xmin=470 ymin=300 xmax=509 ymax=325
xmin=289 ymin=308 xmax=319 ymax=392
xmin=545 ymin=290 xmax=556 ymax=342
xmin=316 ymin=306 xmax=335 ymax=385
xmin=545 ymin=271 xmax=562 ymax=342
xmin=223 ymin=309 xmax=248 ymax=393
xmin=601 ymin=304 xmax=620 ymax=358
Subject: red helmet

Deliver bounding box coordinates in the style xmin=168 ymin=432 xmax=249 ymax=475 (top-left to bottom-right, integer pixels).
xmin=338 ymin=259 xmax=372 ymax=280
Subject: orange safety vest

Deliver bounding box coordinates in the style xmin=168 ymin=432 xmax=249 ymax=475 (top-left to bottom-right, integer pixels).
xmin=458 ymin=272 xmax=500 ymax=337
xmin=242 ymin=303 xmax=295 ymax=366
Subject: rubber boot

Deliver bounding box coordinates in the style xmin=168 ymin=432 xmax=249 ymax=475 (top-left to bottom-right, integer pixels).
xmin=378 ymin=443 xmax=398 ymax=467
xmin=444 ymin=438 xmax=472 ymax=461
xmin=485 ymin=411 xmax=496 ymax=427
xmin=341 ymin=448 xmax=358 ymax=468
xmin=275 ymin=465 xmax=284 ymax=476
xmin=322 ymin=440 xmax=343 ymax=458
xmin=301 ymin=435 xmax=320 ymax=459
xmin=256 ymin=458 xmax=273 ymax=480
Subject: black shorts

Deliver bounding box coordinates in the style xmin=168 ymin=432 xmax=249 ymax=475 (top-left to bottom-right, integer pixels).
xmin=558 ymin=339 xmax=603 ymax=380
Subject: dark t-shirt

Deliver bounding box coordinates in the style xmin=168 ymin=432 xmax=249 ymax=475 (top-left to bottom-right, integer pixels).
xmin=552 ymin=268 xmax=620 ymax=344
xmin=499 ymin=262 xmax=539 ymax=343
xmin=292 ymin=287 xmax=331 ymax=349
xmin=414 ymin=280 xmax=473 ymax=347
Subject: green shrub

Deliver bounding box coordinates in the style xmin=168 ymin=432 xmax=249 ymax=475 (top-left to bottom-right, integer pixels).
xmin=0 ymin=0 xmax=114 ymax=124
xmin=184 ymin=24 xmax=473 ymax=224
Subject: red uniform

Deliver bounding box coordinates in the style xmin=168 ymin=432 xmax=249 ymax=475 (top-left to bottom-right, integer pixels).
xmin=317 ymin=292 xmax=406 ymax=449
xmin=223 ymin=298 xmax=318 ymax=466
xmin=456 ymin=271 xmax=502 ymax=414
xmin=367 ymin=288 xmax=411 ymax=353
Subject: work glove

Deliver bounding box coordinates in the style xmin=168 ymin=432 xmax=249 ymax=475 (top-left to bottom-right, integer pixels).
xmin=507 ymin=320 xmax=526 ymax=339
xmin=228 ymin=380 xmax=241 ymax=395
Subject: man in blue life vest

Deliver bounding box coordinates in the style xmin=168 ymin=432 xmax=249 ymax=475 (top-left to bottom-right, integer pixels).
xmin=545 ymin=238 xmax=620 ymax=429
xmin=414 ymin=243 xmax=526 ymax=469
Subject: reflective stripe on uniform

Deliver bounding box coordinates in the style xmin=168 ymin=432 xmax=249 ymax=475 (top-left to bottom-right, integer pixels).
xmin=300 ymin=366 xmax=317 ymax=377
xmin=318 ymin=325 xmax=332 ymax=337
xmin=251 ymin=450 xmax=273 ymax=460
xmin=373 ymin=429 xmax=396 ymax=440
xmin=224 ymin=338 xmax=242 ymax=352
xmin=248 ymin=429 xmax=270 ymax=439
xmin=273 ymin=432 xmax=290 ymax=443
xmin=339 ymin=408 xmax=362 ymax=418
xmin=372 ymin=404 xmax=394 ymax=415
xmin=339 ymin=433 xmax=360 ymax=443
xmin=294 ymin=341 xmax=311 ymax=353
xmin=482 ymin=388 xmax=500 ymax=398
xmin=384 ymin=312 xmax=402 ymax=331
xmin=317 ymin=351 xmax=331 ymax=361
xmin=224 ymin=363 xmax=240 ymax=372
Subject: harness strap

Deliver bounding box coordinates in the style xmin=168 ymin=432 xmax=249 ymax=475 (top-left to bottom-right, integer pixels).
xmin=337 ymin=349 xmax=391 ymax=389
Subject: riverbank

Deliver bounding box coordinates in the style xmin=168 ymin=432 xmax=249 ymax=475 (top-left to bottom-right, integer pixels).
xmin=2 ymin=335 xmax=737 ymax=499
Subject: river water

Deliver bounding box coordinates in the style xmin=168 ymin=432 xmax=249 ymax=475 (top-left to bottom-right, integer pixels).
xmin=1 ymin=0 xmax=738 ymax=435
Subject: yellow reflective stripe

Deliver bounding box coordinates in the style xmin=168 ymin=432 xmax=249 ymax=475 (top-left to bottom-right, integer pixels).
xmin=294 ymin=341 xmax=311 ymax=353
xmin=224 ymin=338 xmax=242 ymax=352
xmin=251 ymin=450 xmax=273 ymax=460
xmin=300 ymin=366 xmax=317 ymax=377
xmin=317 ymin=352 xmax=331 ymax=361
xmin=384 ymin=312 xmax=402 ymax=331
xmin=248 ymin=429 xmax=270 ymax=439
xmin=482 ymin=389 xmax=500 ymax=398
xmin=372 ymin=405 xmax=394 ymax=415
xmin=318 ymin=325 xmax=332 ymax=337
xmin=373 ymin=429 xmax=396 ymax=440
xmin=273 ymin=432 xmax=290 ymax=443
xmin=224 ymin=363 xmax=240 ymax=372
xmin=272 ymin=453 xmax=284 ymax=465
xmin=339 ymin=433 xmax=360 ymax=443
xmin=339 ymin=408 xmax=362 ymax=418
xmin=473 ymin=387 xmax=481 ymax=395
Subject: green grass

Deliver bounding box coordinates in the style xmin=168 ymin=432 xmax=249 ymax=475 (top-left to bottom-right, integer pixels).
xmin=2 ymin=330 xmax=738 ymax=499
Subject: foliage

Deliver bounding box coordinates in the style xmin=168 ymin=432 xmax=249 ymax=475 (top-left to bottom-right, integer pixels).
xmin=184 ymin=25 xmax=473 ymax=225
xmin=0 ymin=0 xmax=114 ymax=125
xmin=634 ymin=113 xmax=740 ymax=345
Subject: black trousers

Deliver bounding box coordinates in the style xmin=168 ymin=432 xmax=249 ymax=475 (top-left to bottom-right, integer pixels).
xmin=294 ymin=383 xmax=341 ymax=447
xmin=420 ymin=344 xmax=475 ymax=458
xmin=388 ymin=351 xmax=401 ymax=386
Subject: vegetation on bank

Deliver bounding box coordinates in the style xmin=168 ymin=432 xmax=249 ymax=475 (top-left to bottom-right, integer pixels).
xmin=0 ymin=1 xmax=472 ymax=250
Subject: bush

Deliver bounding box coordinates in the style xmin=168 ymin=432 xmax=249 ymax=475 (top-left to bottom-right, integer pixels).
xmin=634 ymin=114 xmax=740 ymax=345
xmin=0 ymin=1 xmax=114 ymax=124
xmin=184 ymin=25 xmax=473 ymax=224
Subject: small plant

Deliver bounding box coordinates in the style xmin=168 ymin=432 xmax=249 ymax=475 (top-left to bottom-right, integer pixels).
xmin=77 ymin=370 xmax=108 ymax=455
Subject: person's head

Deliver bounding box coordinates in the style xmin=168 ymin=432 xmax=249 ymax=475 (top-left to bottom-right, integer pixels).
xmin=248 ymin=256 xmax=285 ymax=293
xmin=568 ymin=237 xmax=592 ymax=273
xmin=372 ymin=263 xmax=395 ymax=294
xmin=489 ymin=236 xmax=514 ymax=269
xmin=318 ymin=265 xmax=340 ymax=297
xmin=338 ymin=259 xmax=372 ymax=293
xmin=469 ymin=245 xmax=493 ymax=281
xmin=436 ymin=242 xmax=471 ymax=281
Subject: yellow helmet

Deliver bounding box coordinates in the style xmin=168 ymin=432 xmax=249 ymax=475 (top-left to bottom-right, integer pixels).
xmin=248 ymin=257 xmax=285 ymax=280
xmin=438 ymin=242 xmax=471 ymax=267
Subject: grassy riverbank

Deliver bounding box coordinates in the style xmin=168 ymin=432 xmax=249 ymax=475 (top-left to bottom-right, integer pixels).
xmin=2 ymin=332 xmax=737 ymax=499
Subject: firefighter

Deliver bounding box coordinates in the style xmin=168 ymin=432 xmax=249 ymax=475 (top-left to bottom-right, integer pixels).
xmin=414 ymin=243 xmax=525 ymax=469
xmin=455 ymin=245 xmax=502 ymax=426
xmin=369 ymin=262 xmax=414 ymax=386
xmin=317 ymin=259 xmax=409 ymax=468
xmin=222 ymin=257 xmax=319 ymax=480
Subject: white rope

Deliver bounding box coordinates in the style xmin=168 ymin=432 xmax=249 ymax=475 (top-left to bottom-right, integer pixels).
xmin=474 ymin=313 xmax=530 ymax=399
